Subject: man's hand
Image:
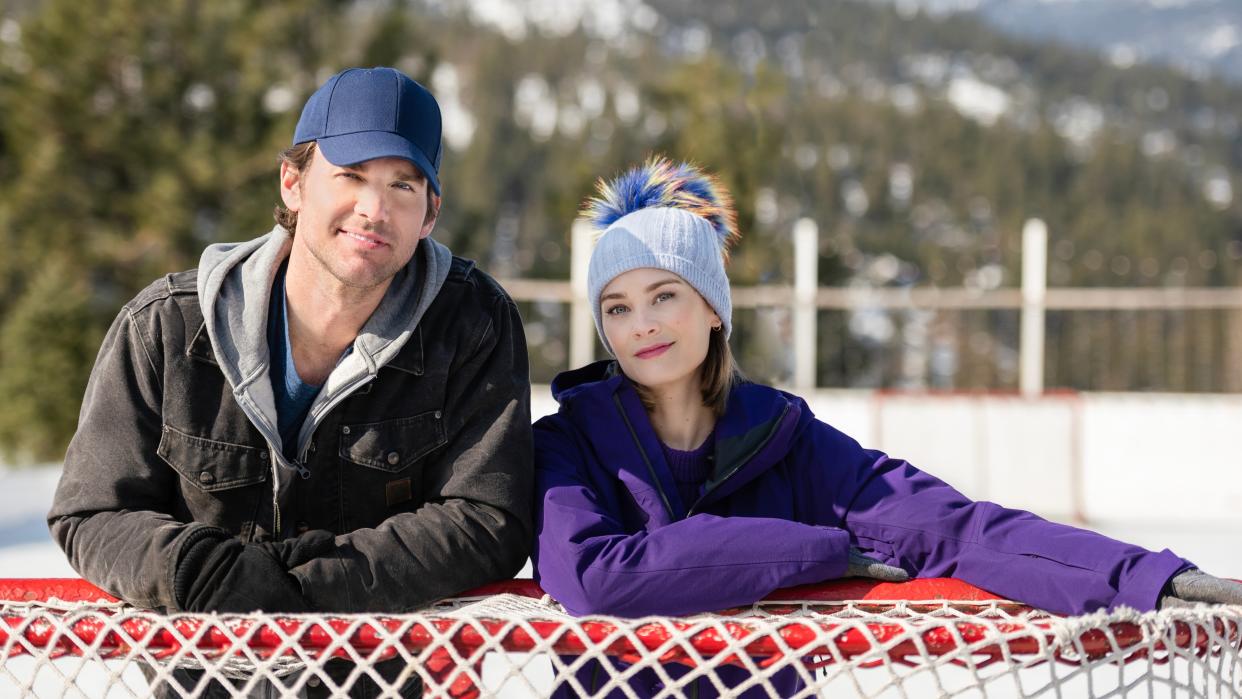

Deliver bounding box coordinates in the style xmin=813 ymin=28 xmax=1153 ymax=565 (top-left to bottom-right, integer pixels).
xmin=846 ymin=547 xmax=910 ymax=582
xmin=265 ymin=529 xmax=336 ymax=569
xmin=174 ymin=528 xmax=335 ymax=613
xmin=1160 ymin=569 xmax=1242 ymax=609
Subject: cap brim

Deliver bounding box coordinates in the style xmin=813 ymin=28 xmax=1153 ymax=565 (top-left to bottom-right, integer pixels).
xmin=316 ymin=131 xmax=441 ymax=196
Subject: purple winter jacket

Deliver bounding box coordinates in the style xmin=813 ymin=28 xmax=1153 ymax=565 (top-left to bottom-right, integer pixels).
xmin=531 ymin=361 xmax=1190 ymax=697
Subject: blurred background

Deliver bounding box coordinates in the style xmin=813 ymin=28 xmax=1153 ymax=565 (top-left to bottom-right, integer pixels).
xmin=0 ymin=0 xmax=1240 ymax=575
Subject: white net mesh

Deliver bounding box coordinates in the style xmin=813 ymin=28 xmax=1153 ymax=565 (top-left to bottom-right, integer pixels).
xmin=2 ymin=580 xmax=1240 ymax=698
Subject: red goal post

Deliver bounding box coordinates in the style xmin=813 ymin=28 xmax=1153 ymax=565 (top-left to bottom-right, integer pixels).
xmin=1 ymin=577 xmax=1239 ymax=697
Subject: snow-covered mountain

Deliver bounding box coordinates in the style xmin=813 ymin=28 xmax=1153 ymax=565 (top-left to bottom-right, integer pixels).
xmin=874 ymin=0 xmax=1242 ymax=82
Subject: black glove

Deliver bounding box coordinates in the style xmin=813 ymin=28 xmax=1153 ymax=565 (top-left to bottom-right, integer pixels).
xmin=1160 ymin=568 xmax=1242 ymax=609
xmin=846 ymin=546 xmax=910 ymax=582
xmin=264 ymin=529 xmax=336 ymax=569
xmin=173 ymin=527 xmax=336 ymax=613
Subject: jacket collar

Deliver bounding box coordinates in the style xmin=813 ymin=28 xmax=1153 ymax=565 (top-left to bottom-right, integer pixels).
xmin=698 ymin=383 xmax=802 ymax=509
xmin=187 ymin=321 xmax=216 ymax=366
xmin=384 ymin=326 xmax=424 ymax=376
xmin=185 ymin=317 xmax=424 ymax=376
xmin=549 ymin=363 xmax=680 ymax=524
xmin=551 ymin=362 xmax=804 ymax=518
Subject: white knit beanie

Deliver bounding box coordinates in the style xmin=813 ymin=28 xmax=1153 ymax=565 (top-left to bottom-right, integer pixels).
xmin=582 ymin=157 xmax=740 ymax=356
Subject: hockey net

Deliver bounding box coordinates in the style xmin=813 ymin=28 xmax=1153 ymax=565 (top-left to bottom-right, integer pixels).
xmin=1 ymin=577 xmax=1240 ymax=698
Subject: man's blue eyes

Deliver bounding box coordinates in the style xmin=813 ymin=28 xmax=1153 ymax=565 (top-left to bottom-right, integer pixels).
xmin=337 ymin=173 xmax=418 ymax=190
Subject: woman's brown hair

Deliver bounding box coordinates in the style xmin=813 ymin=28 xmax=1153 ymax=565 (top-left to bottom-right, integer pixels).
xmin=632 ymin=321 xmax=742 ymax=417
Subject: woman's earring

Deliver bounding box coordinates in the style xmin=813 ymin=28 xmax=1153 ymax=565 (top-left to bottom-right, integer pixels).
xmin=712 ymin=324 xmax=722 ymax=332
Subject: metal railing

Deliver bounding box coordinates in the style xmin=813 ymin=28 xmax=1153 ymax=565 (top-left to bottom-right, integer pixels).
xmin=497 ymin=219 xmax=1242 ymax=394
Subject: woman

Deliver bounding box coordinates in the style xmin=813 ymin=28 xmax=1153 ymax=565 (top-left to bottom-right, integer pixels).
xmin=531 ymin=156 xmax=1240 ymax=697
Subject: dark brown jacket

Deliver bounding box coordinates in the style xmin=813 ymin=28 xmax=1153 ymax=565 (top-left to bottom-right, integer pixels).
xmin=48 ymin=230 xmax=532 ymax=616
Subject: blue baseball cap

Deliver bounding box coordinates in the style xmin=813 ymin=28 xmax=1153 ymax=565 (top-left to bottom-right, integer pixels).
xmin=293 ymin=67 xmax=443 ymax=195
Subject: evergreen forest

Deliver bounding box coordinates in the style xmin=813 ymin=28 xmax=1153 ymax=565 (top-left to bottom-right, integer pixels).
xmin=1 ymin=0 xmax=1241 ymax=460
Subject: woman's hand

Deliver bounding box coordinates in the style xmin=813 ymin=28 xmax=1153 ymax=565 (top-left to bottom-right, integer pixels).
xmin=1160 ymin=569 xmax=1242 ymax=608
xmin=846 ymin=547 xmax=910 ymax=582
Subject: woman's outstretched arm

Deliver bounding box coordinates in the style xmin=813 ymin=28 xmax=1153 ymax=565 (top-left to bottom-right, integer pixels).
xmin=800 ymin=415 xmax=1191 ymax=616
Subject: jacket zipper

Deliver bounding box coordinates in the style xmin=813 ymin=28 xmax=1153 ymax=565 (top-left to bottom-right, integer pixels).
xmin=232 ymin=395 xmax=291 ymax=538
xmin=238 ymin=374 xmax=374 ymax=536
xmin=686 ymin=403 xmax=791 ymax=517
xmin=296 ymin=374 xmax=374 ymax=462
xmin=270 ymin=447 xmax=282 ymax=538
xmin=612 ymin=393 xmax=676 ymax=521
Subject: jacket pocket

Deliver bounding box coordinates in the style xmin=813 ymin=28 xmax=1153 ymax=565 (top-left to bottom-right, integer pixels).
xmin=338 ymin=410 xmax=446 ymax=473
xmin=157 ymin=424 xmax=269 ymax=492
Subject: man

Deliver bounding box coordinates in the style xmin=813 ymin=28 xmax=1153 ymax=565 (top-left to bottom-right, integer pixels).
xmin=48 ymin=67 xmax=532 ymax=694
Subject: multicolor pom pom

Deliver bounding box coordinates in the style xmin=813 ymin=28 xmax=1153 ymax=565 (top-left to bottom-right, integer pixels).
xmin=581 ymin=155 xmax=740 ymax=262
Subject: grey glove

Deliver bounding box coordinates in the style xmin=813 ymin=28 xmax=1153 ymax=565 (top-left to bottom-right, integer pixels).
xmin=1160 ymin=568 xmax=1242 ymax=609
xmin=846 ymin=547 xmax=910 ymax=582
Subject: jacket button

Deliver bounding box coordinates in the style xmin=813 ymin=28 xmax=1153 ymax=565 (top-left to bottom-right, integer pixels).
xmin=307 ymin=676 xmax=321 ymax=687
xmin=386 ymin=451 xmax=400 ymax=466
xmin=198 ymin=472 xmax=214 ymax=484
xmin=342 ymin=426 xmax=351 ymax=435
xmin=259 ymin=451 xmax=268 ymax=461
xmin=434 ymin=411 xmax=442 ymax=419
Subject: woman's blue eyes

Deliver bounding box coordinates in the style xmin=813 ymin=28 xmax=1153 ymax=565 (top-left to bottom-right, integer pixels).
xmin=604 ymin=291 xmax=675 ymax=316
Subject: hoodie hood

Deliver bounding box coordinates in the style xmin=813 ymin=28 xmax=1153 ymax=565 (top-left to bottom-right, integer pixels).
xmin=547 ymin=360 xmax=809 ymax=517
xmin=197 ymin=225 xmax=452 ymax=531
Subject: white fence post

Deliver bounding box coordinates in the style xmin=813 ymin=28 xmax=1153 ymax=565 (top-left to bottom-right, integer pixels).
xmin=793 ymin=218 xmax=819 ymax=390
xmin=569 ymin=220 xmax=595 ymax=369
xmin=1020 ymin=218 xmax=1048 ymax=398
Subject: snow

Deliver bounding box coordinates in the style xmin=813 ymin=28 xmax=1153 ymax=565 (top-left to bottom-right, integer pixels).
xmin=463 ymin=0 xmax=656 ymax=41
xmin=1203 ymin=24 xmax=1240 ymax=59
xmin=0 ymin=466 xmax=74 ymax=577
xmin=946 ymin=75 xmax=1010 ymax=126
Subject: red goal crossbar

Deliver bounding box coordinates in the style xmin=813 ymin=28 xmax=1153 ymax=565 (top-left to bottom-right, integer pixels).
xmin=0 ymin=577 xmax=1206 ymax=668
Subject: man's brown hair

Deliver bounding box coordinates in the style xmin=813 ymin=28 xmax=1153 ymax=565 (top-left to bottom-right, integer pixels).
xmin=273 ymin=143 xmax=317 ymax=230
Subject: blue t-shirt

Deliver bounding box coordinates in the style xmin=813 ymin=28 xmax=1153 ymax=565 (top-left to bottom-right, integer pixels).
xmin=267 ymin=262 xmax=321 ymax=462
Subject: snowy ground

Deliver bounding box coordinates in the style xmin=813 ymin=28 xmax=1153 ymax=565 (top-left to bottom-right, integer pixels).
xmin=0 ymin=466 xmax=77 ymax=578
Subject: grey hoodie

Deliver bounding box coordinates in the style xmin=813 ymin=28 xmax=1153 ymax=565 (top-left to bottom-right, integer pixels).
xmin=197 ymin=225 xmax=452 ymax=536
